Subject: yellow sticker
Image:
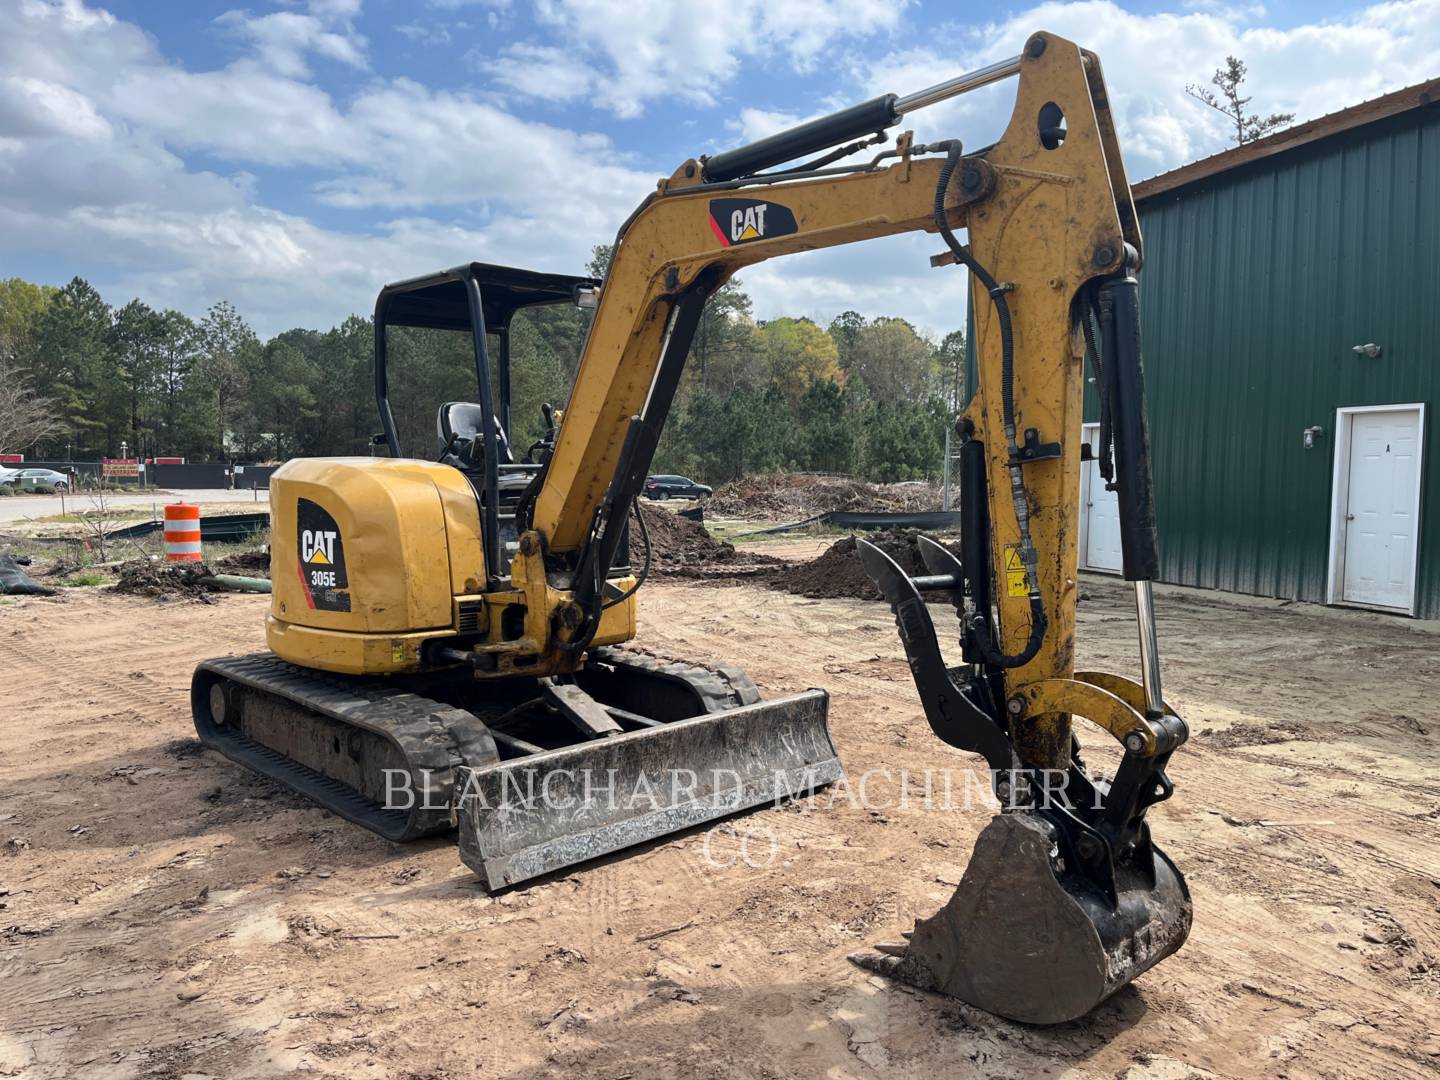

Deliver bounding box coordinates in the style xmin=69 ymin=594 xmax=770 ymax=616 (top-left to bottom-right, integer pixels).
xmin=1004 ymin=545 xmax=1028 ymax=597
xmin=391 ymin=640 xmax=407 ymax=665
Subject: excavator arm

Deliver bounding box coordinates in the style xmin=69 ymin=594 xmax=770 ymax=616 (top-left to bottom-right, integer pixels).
xmin=525 ymin=30 xmax=1191 ymax=1023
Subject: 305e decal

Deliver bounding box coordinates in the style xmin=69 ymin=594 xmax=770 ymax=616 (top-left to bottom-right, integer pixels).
xmin=296 ymin=498 xmax=350 ymax=612
xmin=708 ymin=198 xmax=797 ymax=247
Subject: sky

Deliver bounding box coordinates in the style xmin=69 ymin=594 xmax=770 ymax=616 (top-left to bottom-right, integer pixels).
xmin=2 ymin=0 xmax=1438 ymax=340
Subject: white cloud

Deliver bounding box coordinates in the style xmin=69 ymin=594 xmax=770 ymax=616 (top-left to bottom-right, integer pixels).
xmin=733 ymin=107 xmax=803 ymax=142
xmin=0 ymin=0 xmax=648 ymax=333
xmin=3 ymin=0 xmax=1440 ymax=342
xmin=216 ymin=6 xmax=369 ymax=78
xmin=855 ymin=0 xmax=1440 ymax=179
xmin=396 ymin=22 xmax=453 ymax=46
xmin=307 ymin=0 xmax=363 ymax=16
xmin=474 ymin=42 xmax=595 ymax=102
xmin=0 ymin=76 xmax=112 ymax=139
xmin=482 ymin=0 xmax=904 ymax=118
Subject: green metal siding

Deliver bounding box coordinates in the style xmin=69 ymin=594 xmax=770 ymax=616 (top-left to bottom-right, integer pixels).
xmin=1131 ymin=103 xmax=1440 ymax=616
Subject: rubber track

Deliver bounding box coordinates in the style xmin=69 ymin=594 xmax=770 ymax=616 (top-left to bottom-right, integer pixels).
xmin=590 ymin=645 xmax=762 ymax=712
xmin=193 ymin=653 xmax=498 ymax=841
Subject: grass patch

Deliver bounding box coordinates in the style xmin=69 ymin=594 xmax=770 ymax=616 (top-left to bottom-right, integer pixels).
xmin=30 ymin=508 xmax=157 ymax=525
xmin=58 ymin=572 xmax=108 ymax=587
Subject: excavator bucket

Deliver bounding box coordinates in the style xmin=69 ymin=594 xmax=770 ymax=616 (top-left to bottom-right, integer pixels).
xmin=456 ymin=689 xmax=839 ymax=889
xmin=852 ymin=812 xmax=1191 ymax=1024
xmin=848 ymin=538 xmax=1191 ymax=1024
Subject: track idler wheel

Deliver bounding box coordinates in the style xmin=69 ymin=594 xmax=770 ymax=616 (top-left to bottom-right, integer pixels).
xmin=851 ymin=811 xmax=1191 ymax=1024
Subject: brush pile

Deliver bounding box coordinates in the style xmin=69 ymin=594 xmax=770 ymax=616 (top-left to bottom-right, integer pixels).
xmin=707 ymin=473 xmax=940 ymax=520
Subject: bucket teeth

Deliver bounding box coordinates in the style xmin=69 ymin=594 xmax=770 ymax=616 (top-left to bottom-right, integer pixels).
xmin=848 ymin=947 xmax=940 ymax=992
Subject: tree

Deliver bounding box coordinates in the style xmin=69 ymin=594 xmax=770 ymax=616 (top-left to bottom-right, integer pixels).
xmin=506 ymin=315 xmax=572 ymax=454
xmin=754 ymin=317 xmax=841 ymax=402
xmin=848 ymin=317 xmax=938 ymax=401
xmin=242 ymin=336 xmax=318 ymax=460
xmin=691 ymin=276 xmax=754 ymax=393
xmin=152 ymin=309 xmax=201 ymax=455
xmin=108 ymin=299 xmax=165 ymax=458
xmin=828 ymin=310 xmax=866 ymax=371
xmin=1186 ymin=57 xmax=1294 ymax=145
xmin=0 ymin=278 xmax=55 ymax=368
xmin=796 ymin=378 xmax=854 ymax=473
xmin=935 ymin=328 xmax=967 ymax=412
xmin=586 ymin=244 xmax=612 ymax=280
xmin=196 ymin=301 xmax=260 ymax=457
xmin=30 ymin=277 xmax=112 ymax=456
xmin=0 ymin=355 xmax=62 ymax=453
xmin=302 ymin=316 xmax=373 ymax=457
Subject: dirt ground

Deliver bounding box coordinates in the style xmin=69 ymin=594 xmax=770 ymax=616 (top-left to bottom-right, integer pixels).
xmin=2 ymin=571 xmax=1438 ymax=1079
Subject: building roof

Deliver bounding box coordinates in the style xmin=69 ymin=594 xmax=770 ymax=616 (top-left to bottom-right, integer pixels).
xmin=1133 ymin=77 xmax=1440 ymax=201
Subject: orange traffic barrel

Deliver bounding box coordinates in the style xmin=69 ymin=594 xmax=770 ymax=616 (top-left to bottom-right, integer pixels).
xmin=164 ymin=502 xmax=202 ymax=562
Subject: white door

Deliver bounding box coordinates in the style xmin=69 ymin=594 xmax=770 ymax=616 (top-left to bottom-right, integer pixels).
xmin=1339 ymin=407 xmax=1423 ymax=611
xmin=1079 ymin=423 xmax=1123 ymax=573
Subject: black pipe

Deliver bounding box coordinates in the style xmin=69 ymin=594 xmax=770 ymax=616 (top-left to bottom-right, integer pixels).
xmin=372 ymin=297 xmax=402 ymax=457
xmin=958 ymin=435 xmax=993 ymax=665
xmin=463 ymin=275 xmax=504 ymax=590
xmin=702 ymin=95 xmax=900 ymax=182
xmin=497 ymin=325 xmax=512 ymax=447
xmin=1097 ymin=274 xmax=1160 ymax=582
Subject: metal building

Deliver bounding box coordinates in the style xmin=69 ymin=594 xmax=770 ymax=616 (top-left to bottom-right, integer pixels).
xmin=1075 ymin=79 xmax=1440 ymax=617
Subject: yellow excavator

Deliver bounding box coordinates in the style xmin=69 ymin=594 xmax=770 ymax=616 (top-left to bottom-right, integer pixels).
xmin=193 ymin=31 xmax=1189 ymax=1024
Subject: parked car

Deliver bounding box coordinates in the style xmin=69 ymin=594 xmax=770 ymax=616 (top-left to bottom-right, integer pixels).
xmin=643 ymin=474 xmax=712 ymax=500
xmin=1 ymin=468 xmax=71 ymax=492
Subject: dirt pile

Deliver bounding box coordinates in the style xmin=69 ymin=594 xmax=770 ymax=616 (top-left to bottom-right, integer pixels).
xmin=771 ymin=530 xmax=958 ymax=601
xmin=708 ymin=473 xmax=940 ymax=520
xmin=213 ymin=550 xmax=271 ymax=576
xmin=635 ymin=503 xmax=782 ymax=580
xmin=112 ymin=560 xmax=218 ymax=602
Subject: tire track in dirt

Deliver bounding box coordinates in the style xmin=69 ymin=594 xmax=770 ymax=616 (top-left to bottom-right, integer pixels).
xmin=5 ymin=583 xmax=1440 ymax=1077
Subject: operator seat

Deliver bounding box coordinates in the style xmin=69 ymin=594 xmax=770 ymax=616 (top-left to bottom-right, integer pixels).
xmin=437 ymin=401 xmax=513 ymax=471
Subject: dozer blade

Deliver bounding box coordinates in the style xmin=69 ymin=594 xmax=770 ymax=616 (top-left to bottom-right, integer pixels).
xmin=456 ymin=689 xmax=839 ymax=890
xmin=851 ymin=812 xmax=1191 ymax=1024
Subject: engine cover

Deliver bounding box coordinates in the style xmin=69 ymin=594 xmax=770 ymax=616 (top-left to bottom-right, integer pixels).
xmin=266 ymin=457 xmax=486 ymax=673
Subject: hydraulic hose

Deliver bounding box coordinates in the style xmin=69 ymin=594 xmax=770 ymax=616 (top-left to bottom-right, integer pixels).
xmin=933 ymin=141 xmax=1046 ymax=669
xmin=1080 ymin=286 xmax=1115 ymax=485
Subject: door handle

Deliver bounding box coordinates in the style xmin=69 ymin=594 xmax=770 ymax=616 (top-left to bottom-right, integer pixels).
xmin=1346 ymin=513 xmax=1355 ymax=520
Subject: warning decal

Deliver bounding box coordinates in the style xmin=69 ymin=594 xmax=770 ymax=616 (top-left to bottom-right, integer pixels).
xmin=296 ymin=498 xmax=351 ymax=612
xmin=1003 ymin=545 xmax=1029 ymax=598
